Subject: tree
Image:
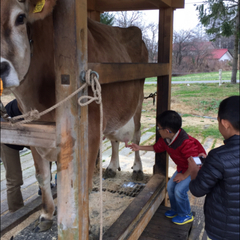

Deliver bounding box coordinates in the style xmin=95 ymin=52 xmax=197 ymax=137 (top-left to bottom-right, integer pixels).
xmin=173 ymin=30 xmax=194 ymax=66
xmin=196 ymin=0 xmax=239 ymax=84
xmin=114 ymin=11 xmax=143 ymax=28
xmin=172 ymin=28 xmax=213 ymax=73
xmin=142 ymin=23 xmax=158 ymax=62
xmin=100 ymin=12 xmax=115 ymax=26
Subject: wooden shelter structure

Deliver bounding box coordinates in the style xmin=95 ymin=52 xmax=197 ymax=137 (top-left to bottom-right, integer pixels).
xmin=1 ymin=0 xmax=185 ymax=239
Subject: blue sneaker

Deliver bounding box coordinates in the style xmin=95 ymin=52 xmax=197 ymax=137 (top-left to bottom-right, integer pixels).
xmin=172 ymin=213 xmax=194 ymax=225
xmin=164 ymin=210 xmax=177 ymax=218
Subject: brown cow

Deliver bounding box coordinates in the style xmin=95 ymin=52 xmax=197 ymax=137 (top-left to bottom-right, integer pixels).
xmin=0 ymin=0 xmax=148 ymax=232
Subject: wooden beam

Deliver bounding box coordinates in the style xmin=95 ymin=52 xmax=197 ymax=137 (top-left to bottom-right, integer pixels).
xmin=87 ymin=10 xmax=101 ymax=21
xmin=88 ymin=63 xmax=169 ymax=84
xmin=161 ymin=0 xmax=185 ymax=8
xmin=154 ymin=8 xmax=174 ymax=205
xmin=103 ymin=174 xmax=165 ymax=240
xmin=0 ymin=122 xmax=56 ymax=148
xmin=89 ymin=0 xmax=175 ymax=11
xmin=171 ymin=0 xmax=185 ymax=8
xmin=53 ymin=0 xmax=89 ymax=239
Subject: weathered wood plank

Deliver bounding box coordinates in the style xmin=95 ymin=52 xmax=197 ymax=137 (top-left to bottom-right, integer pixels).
xmin=0 ymin=122 xmax=56 ymax=148
xmin=103 ymin=174 xmax=165 ymax=240
xmin=87 ymin=0 xmax=184 ymax=11
xmin=171 ymin=0 xmax=184 ymax=8
xmin=154 ymin=9 xmax=174 ymax=202
xmin=88 ymin=63 xmax=169 ymax=84
xmin=139 ymin=205 xmax=192 ymax=240
xmin=53 ymin=0 xmax=89 ymax=238
xmin=127 ymin=184 xmax=166 ymax=240
xmin=0 ymin=187 xmax=57 ymax=236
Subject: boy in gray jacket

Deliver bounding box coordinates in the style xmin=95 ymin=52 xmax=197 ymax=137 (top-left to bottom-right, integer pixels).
xmin=188 ymin=96 xmax=240 ymax=240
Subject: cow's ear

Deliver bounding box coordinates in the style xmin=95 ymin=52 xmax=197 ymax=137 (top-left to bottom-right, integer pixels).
xmin=27 ymin=0 xmax=57 ymax=22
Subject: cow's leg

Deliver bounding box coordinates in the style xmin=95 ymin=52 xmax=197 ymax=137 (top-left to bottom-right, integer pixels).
xmin=104 ymin=140 xmax=121 ymax=178
xmin=131 ymin=98 xmax=144 ymax=181
xmin=131 ymin=128 xmax=144 ymax=181
xmin=31 ymin=147 xmax=55 ymax=233
xmin=88 ymin=120 xmax=101 ymax=191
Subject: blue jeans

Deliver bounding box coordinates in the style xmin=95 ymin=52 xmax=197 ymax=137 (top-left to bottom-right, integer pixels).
xmin=167 ymin=170 xmax=191 ymax=217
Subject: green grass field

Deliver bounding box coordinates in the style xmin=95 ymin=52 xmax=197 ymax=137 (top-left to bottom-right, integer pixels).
xmin=143 ymin=80 xmax=239 ymax=140
xmin=145 ymin=71 xmax=240 ymax=82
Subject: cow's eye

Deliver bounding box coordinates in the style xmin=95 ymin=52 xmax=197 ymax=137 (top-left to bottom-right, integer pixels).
xmin=16 ymin=14 xmax=26 ymax=25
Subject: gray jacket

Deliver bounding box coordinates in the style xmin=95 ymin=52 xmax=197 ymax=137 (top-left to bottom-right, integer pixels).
xmin=189 ymin=135 xmax=240 ymax=240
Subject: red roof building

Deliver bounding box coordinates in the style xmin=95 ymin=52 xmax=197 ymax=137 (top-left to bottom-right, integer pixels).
xmin=210 ymin=49 xmax=233 ymax=61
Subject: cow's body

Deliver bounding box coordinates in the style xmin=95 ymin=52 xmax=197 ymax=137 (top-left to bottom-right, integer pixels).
xmin=1 ymin=0 xmax=148 ymax=231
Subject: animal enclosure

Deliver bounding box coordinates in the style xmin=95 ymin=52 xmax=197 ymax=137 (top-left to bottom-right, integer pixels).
xmin=1 ymin=0 xmax=185 ymax=239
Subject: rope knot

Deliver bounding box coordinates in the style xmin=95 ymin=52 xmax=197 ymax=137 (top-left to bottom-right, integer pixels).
xmin=28 ymin=109 xmax=41 ymax=120
xmin=78 ymin=69 xmax=102 ymax=106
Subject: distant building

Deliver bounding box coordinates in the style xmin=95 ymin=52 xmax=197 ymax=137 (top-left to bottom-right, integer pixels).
xmin=210 ymin=49 xmax=233 ymax=61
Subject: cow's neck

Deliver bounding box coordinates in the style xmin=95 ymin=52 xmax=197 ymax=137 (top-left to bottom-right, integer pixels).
xmin=12 ymin=15 xmax=56 ymax=122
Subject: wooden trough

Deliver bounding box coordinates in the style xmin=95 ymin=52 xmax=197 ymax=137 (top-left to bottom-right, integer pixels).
xmin=1 ymin=0 xmax=185 ymax=239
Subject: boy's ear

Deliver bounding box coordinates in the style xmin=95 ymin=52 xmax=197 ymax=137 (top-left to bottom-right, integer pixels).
xmin=221 ymin=119 xmax=231 ymax=129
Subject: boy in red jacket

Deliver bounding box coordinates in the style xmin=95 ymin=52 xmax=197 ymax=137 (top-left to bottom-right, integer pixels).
xmin=127 ymin=110 xmax=206 ymax=225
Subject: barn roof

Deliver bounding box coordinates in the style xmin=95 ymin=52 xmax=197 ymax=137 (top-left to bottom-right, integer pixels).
xmin=211 ymin=49 xmax=230 ymax=59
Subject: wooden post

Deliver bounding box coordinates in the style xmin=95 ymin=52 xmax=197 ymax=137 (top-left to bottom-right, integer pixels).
xmin=154 ymin=7 xmax=173 ymax=199
xmin=219 ymin=69 xmax=222 ymax=86
xmin=53 ymin=0 xmax=89 ymax=239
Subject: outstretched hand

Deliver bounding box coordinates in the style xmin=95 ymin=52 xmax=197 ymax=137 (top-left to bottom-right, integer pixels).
xmin=126 ymin=143 xmax=140 ymax=151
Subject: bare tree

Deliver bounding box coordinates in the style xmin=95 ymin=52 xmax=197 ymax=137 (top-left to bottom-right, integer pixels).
xmin=142 ymin=23 xmax=158 ymax=62
xmin=172 ymin=28 xmax=226 ymax=73
xmin=189 ymin=41 xmax=214 ymax=70
xmin=114 ymin=11 xmax=143 ymax=28
xmin=173 ymin=30 xmax=193 ymax=67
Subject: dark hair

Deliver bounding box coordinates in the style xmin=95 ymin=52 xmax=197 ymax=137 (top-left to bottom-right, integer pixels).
xmin=157 ymin=110 xmax=182 ymax=133
xmin=218 ymin=96 xmax=240 ymax=131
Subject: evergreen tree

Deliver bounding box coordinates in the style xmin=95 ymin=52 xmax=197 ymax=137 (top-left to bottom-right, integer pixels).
xmin=100 ymin=12 xmax=114 ymax=26
xmin=196 ymin=0 xmax=239 ymax=84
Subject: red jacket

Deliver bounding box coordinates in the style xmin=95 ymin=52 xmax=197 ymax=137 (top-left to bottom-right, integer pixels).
xmin=153 ymin=128 xmax=206 ymax=174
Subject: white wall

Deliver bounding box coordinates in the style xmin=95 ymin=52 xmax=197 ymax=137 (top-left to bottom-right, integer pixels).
xmin=219 ymin=52 xmax=233 ymax=61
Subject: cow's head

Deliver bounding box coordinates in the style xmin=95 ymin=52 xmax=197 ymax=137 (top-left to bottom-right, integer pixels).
xmin=0 ymin=0 xmax=56 ymax=88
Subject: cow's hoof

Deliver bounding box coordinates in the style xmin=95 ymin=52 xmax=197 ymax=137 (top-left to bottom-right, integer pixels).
xmin=132 ymin=170 xmax=144 ymax=181
xmin=104 ymin=168 xmax=116 ymax=178
xmin=33 ymin=217 xmax=53 ymax=233
xmin=54 ymin=206 xmax=57 ymax=216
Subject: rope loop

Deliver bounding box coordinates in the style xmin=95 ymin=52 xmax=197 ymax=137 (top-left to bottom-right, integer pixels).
xmin=78 ymin=69 xmax=102 ymax=106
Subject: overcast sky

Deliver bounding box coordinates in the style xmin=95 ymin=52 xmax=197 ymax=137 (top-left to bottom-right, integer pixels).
xmin=143 ymin=0 xmax=203 ymax=32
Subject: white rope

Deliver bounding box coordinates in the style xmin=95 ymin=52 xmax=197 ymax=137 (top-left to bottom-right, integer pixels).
xmin=78 ymin=70 xmax=104 ymax=240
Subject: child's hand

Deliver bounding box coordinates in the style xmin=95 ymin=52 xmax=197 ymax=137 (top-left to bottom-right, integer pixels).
xmin=173 ymin=173 xmax=185 ymax=183
xmin=126 ymin=143 xmax=139 ymax=151
xmin=199 ymin=152 xmax=207 ymax=158
xmin=187 ymin=156 xmax=200 ymax=180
